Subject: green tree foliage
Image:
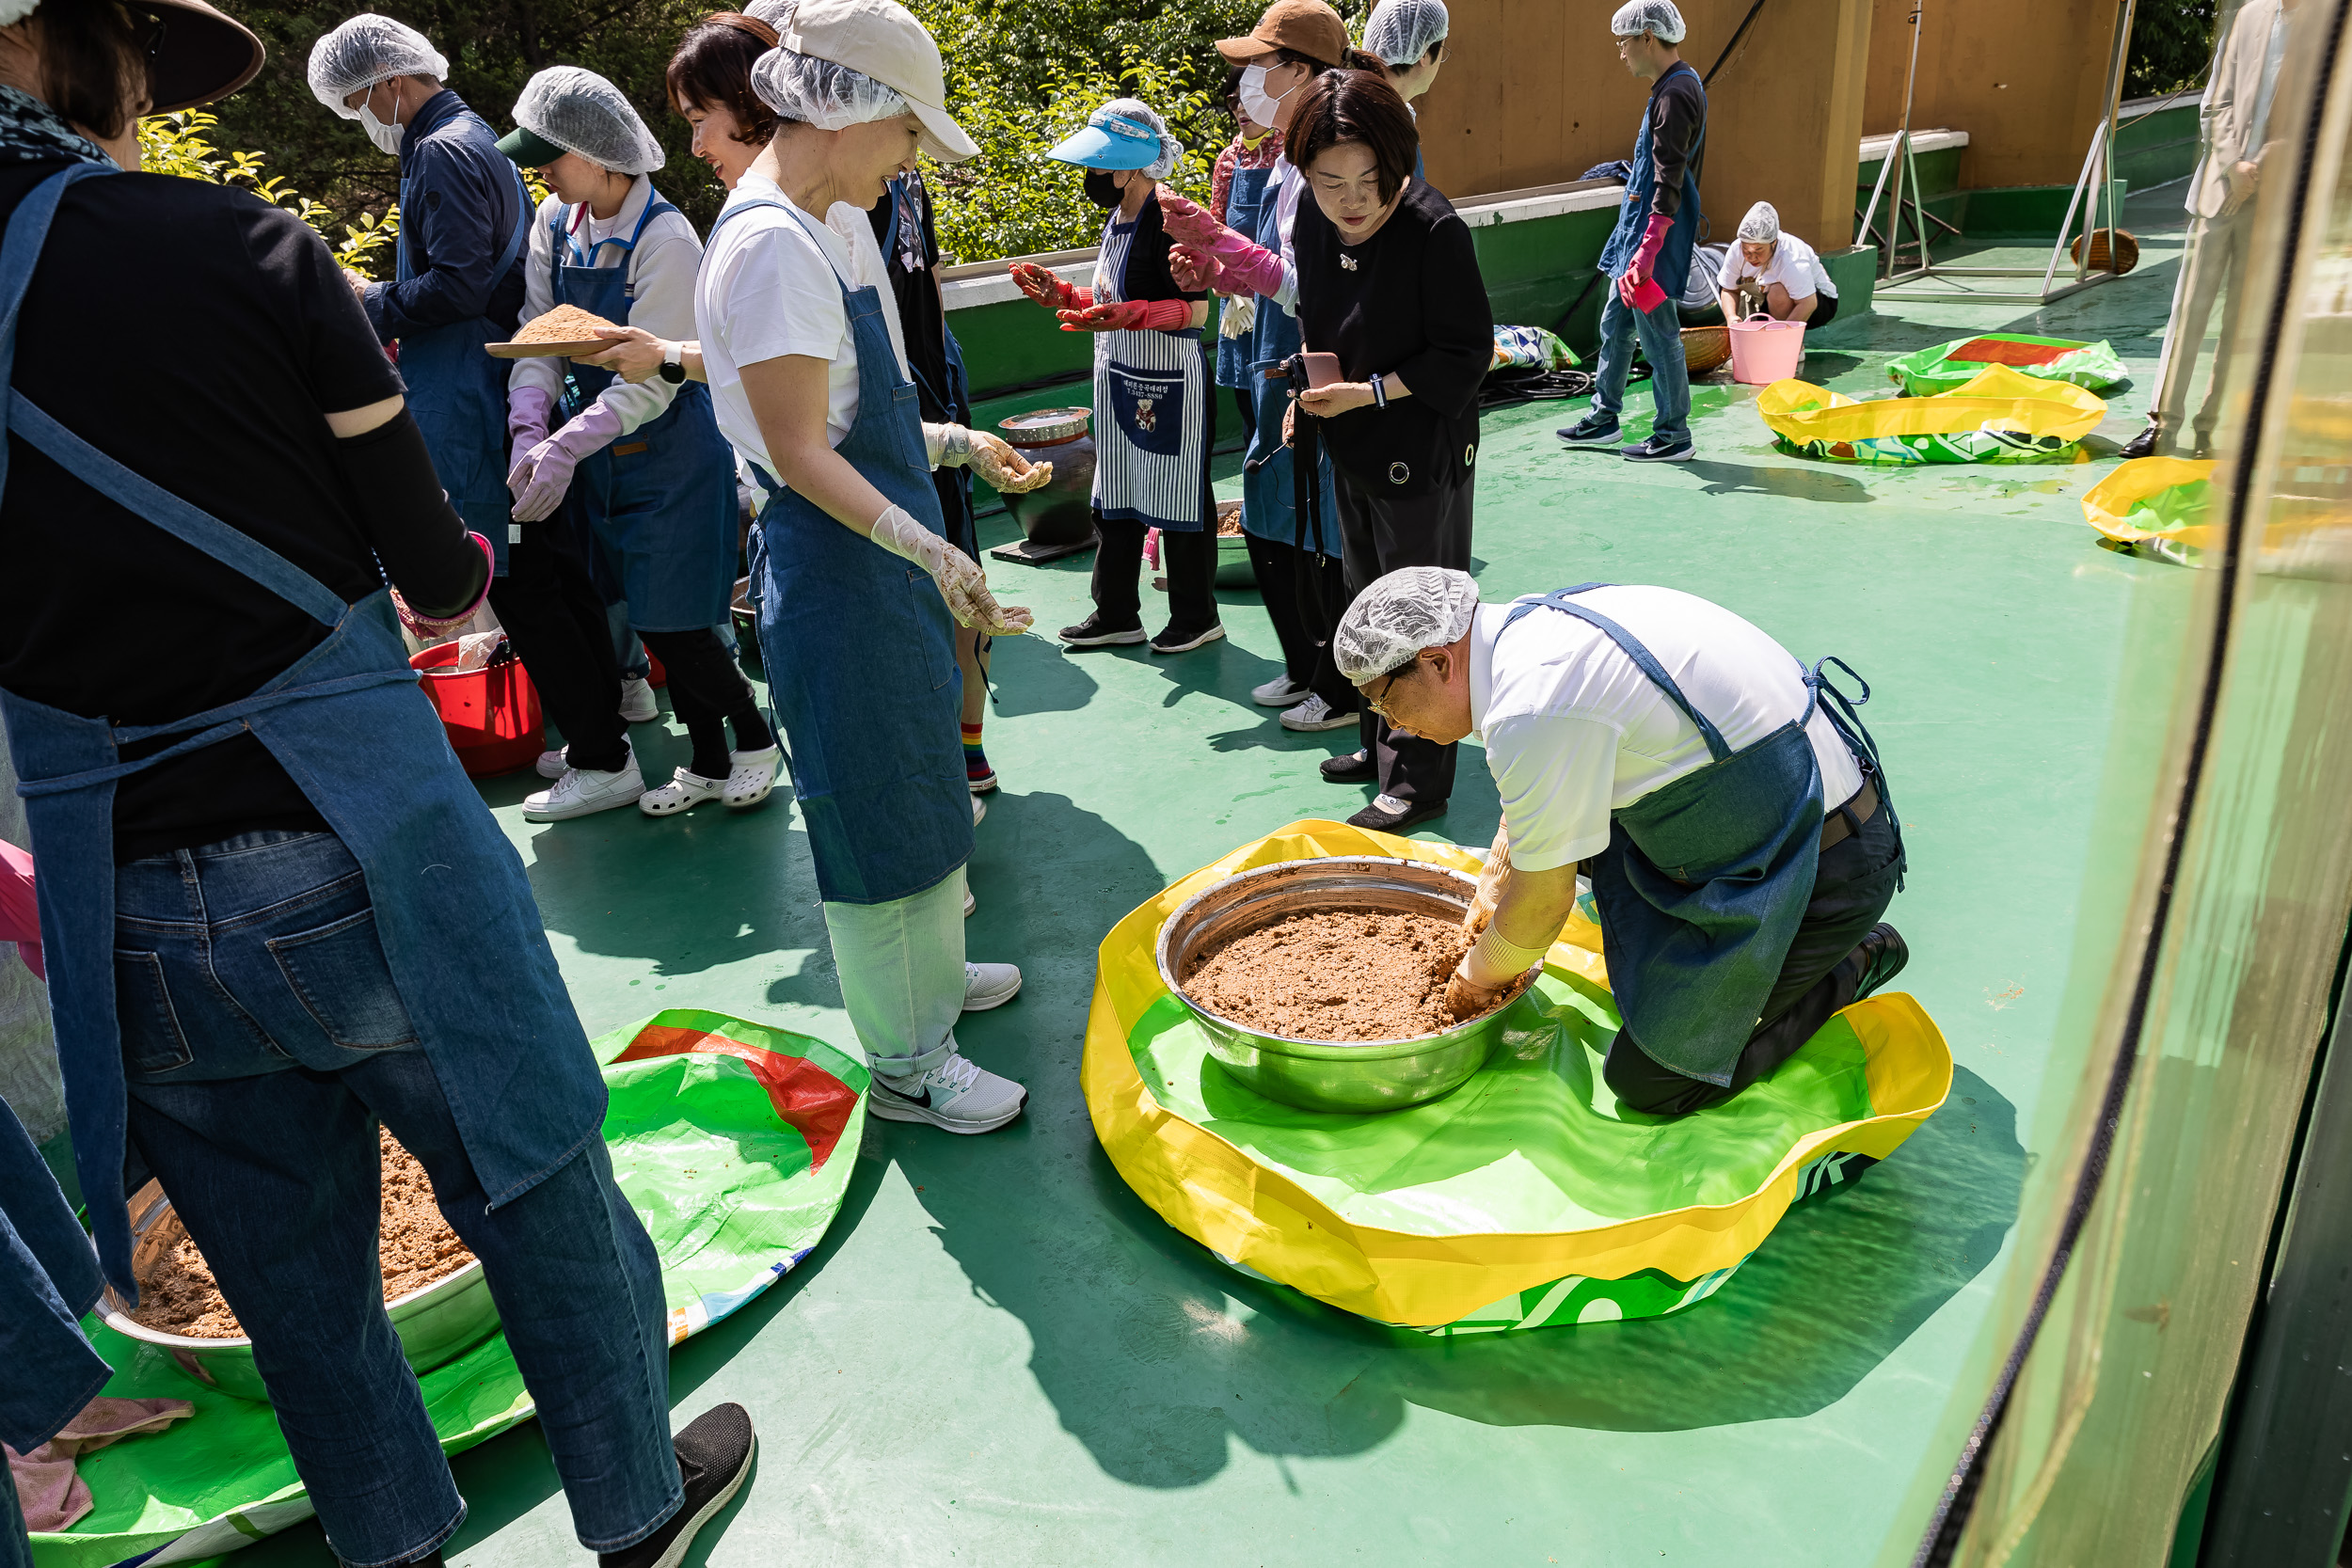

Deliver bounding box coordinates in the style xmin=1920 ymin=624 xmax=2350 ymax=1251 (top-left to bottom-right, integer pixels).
xmin=139 ymin=108 xmax=404 ymax=274
xmin=2126 ymin=0 xmax=2217 ymax=100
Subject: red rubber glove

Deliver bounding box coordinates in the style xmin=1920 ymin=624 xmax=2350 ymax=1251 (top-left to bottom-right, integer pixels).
xmin=1011 ymin=261 xmax=1089 ymax=312
xmin=1058 ymin=298 xmax=1195 ymax=333
xmin=1626 ymin=214 xmax=1672 ymax=286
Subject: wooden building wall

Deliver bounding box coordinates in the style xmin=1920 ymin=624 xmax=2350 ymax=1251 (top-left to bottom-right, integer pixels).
xmin=1860 ymin=0 xmax=2129 ymax=187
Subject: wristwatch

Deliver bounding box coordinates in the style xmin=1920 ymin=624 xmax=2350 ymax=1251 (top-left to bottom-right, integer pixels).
xmin=659 ymin=341 xmax=685 ymax=385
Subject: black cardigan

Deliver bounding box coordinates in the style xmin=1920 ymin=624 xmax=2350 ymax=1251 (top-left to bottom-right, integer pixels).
xmin=1294 ymin=178 xmax=1492 ymax=496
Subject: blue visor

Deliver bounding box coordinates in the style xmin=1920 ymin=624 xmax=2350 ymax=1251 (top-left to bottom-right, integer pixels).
xmin=1047 ymin=113 xmax=1162 ymax=171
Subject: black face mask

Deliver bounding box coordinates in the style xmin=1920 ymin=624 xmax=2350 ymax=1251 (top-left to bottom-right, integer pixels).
xmin=1083 ymin=168 xmax=1124 ymax=209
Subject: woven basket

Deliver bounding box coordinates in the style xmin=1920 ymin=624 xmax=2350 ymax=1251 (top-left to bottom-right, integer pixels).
xmin=2070 ymin=228 xmax=2141 ymax=274
xmin=1683 ymin=325 xmax=1732 ymax=374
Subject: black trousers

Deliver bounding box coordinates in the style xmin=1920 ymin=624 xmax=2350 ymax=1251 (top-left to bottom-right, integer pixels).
xmin=636 ymin=626 xmax=772 ymax=782
xmin=1092 ymin=515 xmax=1218 ymax=633
xmin=488 ymin=521 xmax=628 ymax=774
xmin=1335 ymin=471 xmax=1474 ymax=805
xmin=1604 ymin=792 xmax=1908 ymax=1116
xmin=1245 ymin=533 xmax=1355 ymax=706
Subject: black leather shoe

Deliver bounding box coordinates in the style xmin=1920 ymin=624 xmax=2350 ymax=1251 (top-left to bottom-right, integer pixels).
xmin=2118 ymin=417 xmax=2168 ymax=460
xmin=1348 ymin=796 xmax=1447 ymax=833
xmin=1320 ymin=750 xmax=1376 ymax=783
xmin=1851 ymin=923 xmax=1909 ymax=1001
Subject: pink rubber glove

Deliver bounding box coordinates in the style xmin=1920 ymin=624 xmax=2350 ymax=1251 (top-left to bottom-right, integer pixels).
xmin=0 ymin=838 xmax=39 ymax=982
xmin=1010 ymin=261 xmax=1089 ymax=312
xmin=507 ymin=385 xmax=554 ymax=474
xmin=1156 ymin=191 xmax=1226 ymax=247
xmin=508 ymin=400 xmax=626 ymax=522
xmin=392 ymin=531 xmax=496 ymax=641
xmin=1169 ymin=243 xmax=1222 ymax=293
xmin=1057 ymin=298 xmax=1194 ymax=334
xmin=1625 ymin=214 xmax=1672 ymax=287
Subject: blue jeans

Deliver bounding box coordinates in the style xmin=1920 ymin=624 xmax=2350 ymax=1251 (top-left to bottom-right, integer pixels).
xmin=115 ymin=831 xmax=678 ymax=1567
xmin=1591 ymin=284 xmax=1692 ymax=444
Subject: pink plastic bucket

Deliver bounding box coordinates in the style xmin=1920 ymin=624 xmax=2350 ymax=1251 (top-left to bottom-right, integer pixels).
xmin=1727 ymin=313 xmax=1806 ymax=385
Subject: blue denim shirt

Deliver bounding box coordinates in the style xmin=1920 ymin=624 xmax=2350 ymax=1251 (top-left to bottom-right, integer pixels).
xmin=361 ymin=90 xmax=529 ymax=344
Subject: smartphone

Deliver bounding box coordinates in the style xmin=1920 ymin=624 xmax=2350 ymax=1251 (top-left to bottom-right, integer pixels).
xmin=1301 ymin=352 xmax=1342 ymax=389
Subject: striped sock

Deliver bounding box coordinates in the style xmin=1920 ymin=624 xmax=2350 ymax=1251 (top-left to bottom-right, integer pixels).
xmin=961 ymin=721 xmax=989 ymax=781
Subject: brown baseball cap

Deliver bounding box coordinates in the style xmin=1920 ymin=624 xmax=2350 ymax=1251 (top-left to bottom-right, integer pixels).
xmin=1215 ymin=0 xmax=1349 ymax=67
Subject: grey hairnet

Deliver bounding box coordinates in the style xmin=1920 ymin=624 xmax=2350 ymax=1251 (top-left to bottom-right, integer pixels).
xmin=1738 ymin=200 xmax=1779 ymax=243
xmin=1099 ymin=97 xmax=1181 ymax=181
xmin=308 ymin=13 xmax=449 ymax=118
xmin=751 ymin=44 xmax=908 ymax=129
xmin=514 ymin=66 xmax=665 ymax=174
xmin=1363 ymin=0 xmax=1450 ymax=67
xmin=1334 ymin=567 xmax=1481 ymax=683
xmin=1610 ymin=0 xmax=1686 ymax=43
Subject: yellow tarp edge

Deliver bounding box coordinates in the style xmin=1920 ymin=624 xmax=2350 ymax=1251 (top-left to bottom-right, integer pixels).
xmin=2082 ymin=454 xmax=2219 ymax=544
xmin=1082 ymin=818 xmax=1955 ymax=1327
xmin=1758 ymin=362 xmax=2108 ymax=445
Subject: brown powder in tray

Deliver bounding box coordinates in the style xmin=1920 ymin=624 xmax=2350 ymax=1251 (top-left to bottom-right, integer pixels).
xmin=511 ymin=302 xmax=619 ymax=343
xmin=1182 ymin=907 xmax=1486 ymax=1042
xmin=129 ymin=1129 xmax=475 ymax=1339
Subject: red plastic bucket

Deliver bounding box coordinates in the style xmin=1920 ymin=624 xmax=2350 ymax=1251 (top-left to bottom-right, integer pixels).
xmin=410 ymin=641 xmax=545 ymax=777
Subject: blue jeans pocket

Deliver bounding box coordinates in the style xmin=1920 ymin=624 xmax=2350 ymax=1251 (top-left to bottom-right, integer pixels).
xmin=266 ymin=908 xmax=420 ymax=1050
xmin=114 ymin=949 xmax=194 ymax=1073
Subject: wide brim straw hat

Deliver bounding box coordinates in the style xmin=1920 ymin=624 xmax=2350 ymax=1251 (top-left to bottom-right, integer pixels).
xmin=140 ymin=0 xmax=268 ymax=114
xmin=775 ymin=0 xmax=978 ymax=163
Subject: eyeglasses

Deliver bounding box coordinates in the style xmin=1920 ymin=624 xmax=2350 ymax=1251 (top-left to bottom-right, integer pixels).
xmin=1364 ymin=667 xmax=1408 ymax=721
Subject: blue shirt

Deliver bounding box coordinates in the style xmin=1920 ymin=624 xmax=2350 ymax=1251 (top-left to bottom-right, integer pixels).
xmin=361 ymin=90 xmax=528 ymax=343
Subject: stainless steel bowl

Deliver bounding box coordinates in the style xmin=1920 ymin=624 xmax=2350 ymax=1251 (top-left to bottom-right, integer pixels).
xmin=101 ymin=1180 xmax=501 ymax=1402
xmin=1155 ymin=856 xmax=1544 ymax=1114
xmin=999 ymin=405 xmax=1092 ymax=445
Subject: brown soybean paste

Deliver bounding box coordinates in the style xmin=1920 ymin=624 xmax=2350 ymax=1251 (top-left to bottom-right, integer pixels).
xmin=1182 ymin=907 xmax=1482 ymax=1041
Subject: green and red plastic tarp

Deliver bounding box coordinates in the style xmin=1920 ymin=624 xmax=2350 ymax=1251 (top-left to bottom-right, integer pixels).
xmin=26 ymin=1009 xmax=866 ymax=1568
xmin=1884 ymin=334 xmax=2128 ymax=398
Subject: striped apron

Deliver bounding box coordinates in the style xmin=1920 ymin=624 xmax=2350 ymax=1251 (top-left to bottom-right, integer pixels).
xmin=1090 ymin=209 xmax=1209 ymax=532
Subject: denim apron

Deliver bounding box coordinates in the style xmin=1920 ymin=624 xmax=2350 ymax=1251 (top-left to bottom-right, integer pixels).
xmin=552 ymin=194 xmax=738 ymax=631
xmin=719 ymin=198 xmax=970 ymax=906
xmin=1214 ymin=161 xmax=1270 ymax=390
xmin=0 ymin=166 xmax=607 ymax=1293
xmin=1500 ymin=585 xmax=1880 ymax=1086
xmin=1239 ymin=161 xmax=1338 ymax=552
xmin=1597 ymin=61 xmax=1707 ymax=303
xmin=1 ymin=1098 xmax=107 ymax=1455
xmin=1090 ymin=197 xmax=1208 ymax=532
xmin=399 ymin=148 xmax=532 ymax=573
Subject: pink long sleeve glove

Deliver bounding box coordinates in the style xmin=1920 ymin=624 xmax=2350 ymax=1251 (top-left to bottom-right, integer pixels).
xmin=509 ymin=400 xmax=626 ymax=523
xmin=1157 ymin=189 xmax=1288 ymax=299
xmin=0 ymin=839 xmax=39 ymax=982
xmin=1616 ymin=214 xmax=1673 ymax=309
xmin=507 ymin=385 xmax=554 ymax=474
xmin=1058 ymin=298 xmax=1194 ymax=334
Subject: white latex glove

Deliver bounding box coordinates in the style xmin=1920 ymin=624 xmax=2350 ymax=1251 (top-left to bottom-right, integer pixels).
xmin=1217 ymin=293 xmax=1257 ymax=340
xmin=926 ymin=423 xmax=1055 ymax=495
xmin=868 ymin=503 xmax=1034 ymax=636
xmin=1464 ymin=828 xmax=1512 ymax=935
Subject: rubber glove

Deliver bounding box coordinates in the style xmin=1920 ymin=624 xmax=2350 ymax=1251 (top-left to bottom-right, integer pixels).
xmin=0 ymin=838 xmax=40 ymax=982
xmin=868 ymin=503 xmax=1035 ymax=636
xmin=1057 ymin=298 xmax=1194 ymax=334
xmin=1463 ymin=827 xmax=1512 ymax=936
xmin=1155 ymin=190 xmax=1226 ymax=247
xmin=1010 ymin=261 xmax=1089 ymax=312
xmin=509 ymin=400 xmax=626 ymax=522
xmin=926 ymin=423 xmax=1055 ymax=494
xmin=390 ymin=531 xmax=496 ymax=641
xmin=1217 ymin=293 xmax=1257 ymax=339
xmin=507 ymin=385 xmax=554 ymax=474
xmin=1169 ymin=243 xmax=1223 ymax=294
xmin=1168 ymin=224 xmax=1286 ymax=301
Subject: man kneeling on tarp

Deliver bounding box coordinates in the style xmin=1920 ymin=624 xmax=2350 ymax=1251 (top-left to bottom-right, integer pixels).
xmin=1333 ymin=568 xmax=1911 ymax=1115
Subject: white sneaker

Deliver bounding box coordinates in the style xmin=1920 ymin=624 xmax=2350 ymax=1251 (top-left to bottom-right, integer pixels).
xmin=1280 ymin=693 xmax=1359 ymax=732
xmin=535 ymin=746 xmax=569 ymax=780
xmin=723 ymin=746 xmax=781 ymax=809
xmin=867 ymin=1050 xmax=1027 ymax=1133
xmin=639 ymin=766 xmax=723 ymax=816
xmin=973 ymin=793 xmax=987 ymax=826
xmin=1251 ymin=673 xmax=1308 ymax=707
xmin=962 ymin=961 xmax=1023 ymax=1011
xmin=522 ymin=749 xmax=645 ymax=821
xmin=619 ymin=676 xmax=659 ymax=723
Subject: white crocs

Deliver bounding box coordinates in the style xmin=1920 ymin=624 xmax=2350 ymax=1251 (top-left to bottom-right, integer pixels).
xmin=639 ymin=767 xmax=723 ymax=816
xmin=723 ymin=746 xmax=781 ymax=810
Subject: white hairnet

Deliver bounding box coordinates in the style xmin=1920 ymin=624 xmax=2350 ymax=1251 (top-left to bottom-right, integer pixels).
xmin=1363 ymin=0 xmax=1450 ymax=67
xmin=1610 ymin=0 xmax=1686 ymax=43
xmin=515 ymin=66 xmax=665 ymax=174
xmin=752 ymin=44 xmax=907 ymax=130
xmin=742 ymin=0 xmax=794 ymax=30
xmin=1334 ymin=567 xmax=1481 ymax=683
xmin=307 ymin=13 xmax=449 ymax=119
xmin=1737 ymin=200 xmax=1779 ymax=243
xmin=1099 ymin=98 xmax=1181 ymax=180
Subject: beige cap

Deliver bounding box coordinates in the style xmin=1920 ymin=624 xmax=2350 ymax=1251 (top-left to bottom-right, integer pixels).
xmin=1215 ymin=0 xmax=1350 ymax=68
xmin=146 ymin=0 xmax=267 ymax=112
xmin=776 ymin=0 xmax=978 ymax=163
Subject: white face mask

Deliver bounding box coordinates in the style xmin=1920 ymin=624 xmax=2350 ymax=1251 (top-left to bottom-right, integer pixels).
xmin=357 ymin=87 xmax=405 ymax=156
xmin=1238 ymin=64 xmax=1297 ymax=132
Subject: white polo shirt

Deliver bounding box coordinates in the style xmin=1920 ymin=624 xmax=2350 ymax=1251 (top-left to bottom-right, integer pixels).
xmin=1469 ymin=586 xmax=1867 ymax=873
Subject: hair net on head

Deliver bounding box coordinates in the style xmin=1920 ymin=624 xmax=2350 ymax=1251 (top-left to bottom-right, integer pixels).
xmin=1101 ymin=98 xmax=1182 ymax=180
xmin=751 ymin=45 xmax=908 ymax=130
xmin=514 ymin=66 xmax=665 ymax=174
xmin=1334 ymin=567 xmax=1481 ymax=683
xmin=742 ymin=0 xmax=796 ymax=31
xmin=1737 ymin=200 xmax=1779 ymax=243
xmin=1610 ymin=0 xmax=1686 ymax=44
xmin=308 ymin=13 xmax=449 ymax=118
xmin=1363 ymin=0 xmax=1450 ymax=67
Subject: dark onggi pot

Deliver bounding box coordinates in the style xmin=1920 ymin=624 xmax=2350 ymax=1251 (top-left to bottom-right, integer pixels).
xmin=997 ymin=406 xmax=1097 ymax=551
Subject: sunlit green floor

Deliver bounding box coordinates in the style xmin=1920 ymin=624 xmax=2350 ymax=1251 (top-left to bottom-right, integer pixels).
xmin=220 ymin=190 xmax=2203 ymax=1566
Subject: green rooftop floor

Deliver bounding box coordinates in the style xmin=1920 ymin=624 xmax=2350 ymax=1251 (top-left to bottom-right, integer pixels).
xmin=220 ymin=189 xmax=2206 ymax=1566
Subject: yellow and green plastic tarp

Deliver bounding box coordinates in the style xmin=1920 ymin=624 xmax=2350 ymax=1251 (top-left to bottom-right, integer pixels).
xmin=1085 ymin=821 xmax=1953 ymax=1334
xmin=1760 ymin=363 xmax=2107 ymax=466
xmin=29 ymin=1010 xmax=866 ymax=1568
xmin=2084 ymin=455 xmax=2218 ymax=564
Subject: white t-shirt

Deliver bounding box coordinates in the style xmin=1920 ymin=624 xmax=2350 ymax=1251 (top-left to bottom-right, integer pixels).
xmin=693 ymin=172 xmax=912 ymax=474
xmin=508 ymin=177 xmax=702 ymax=435
xmin=1268 ymin=155 xmax=1304 ymax=313
xmin=1469 ymin=587 xmax=1867 ymax=873
xmin=1720 ymin=231 xmax=1837 ymax=300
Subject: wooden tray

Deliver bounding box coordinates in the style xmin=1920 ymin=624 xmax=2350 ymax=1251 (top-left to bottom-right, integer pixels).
xmin=485 ymin=338 xmax=609 ymax=359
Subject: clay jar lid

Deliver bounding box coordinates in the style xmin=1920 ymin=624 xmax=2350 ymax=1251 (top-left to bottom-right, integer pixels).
xmin=999 ymin=406 xmax=1091 ymax=448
